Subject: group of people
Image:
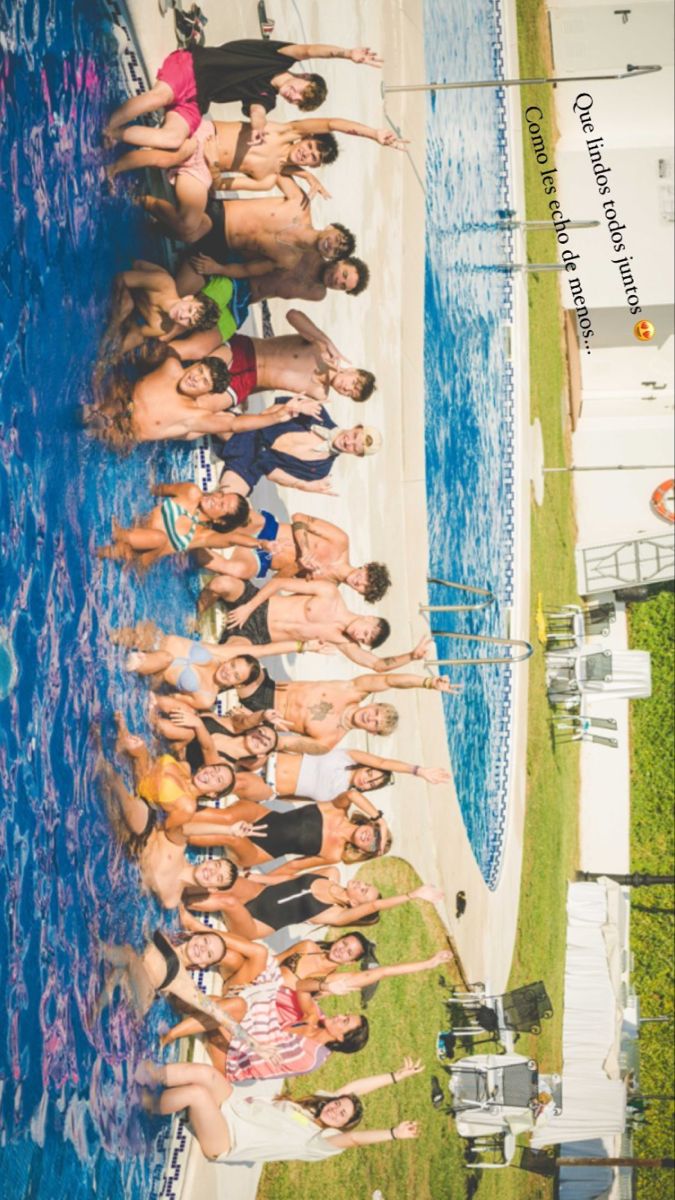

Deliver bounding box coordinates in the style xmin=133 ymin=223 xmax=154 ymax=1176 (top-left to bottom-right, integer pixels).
xmin=92 ymin=28 xmax=454 ymax=1172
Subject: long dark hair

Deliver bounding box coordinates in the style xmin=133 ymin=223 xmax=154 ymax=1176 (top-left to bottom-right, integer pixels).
xmin=324 ymin=1014 xmax=369 ymax=1054
xmin=169 ymin=929 xmax=228 ymax=966
xmin=347 ymin=765 xmax=393 ymax=793
xmin=293 ymin=1092 xmax=363 ymax=1131
xmin=319 ymin=932 xmax=373 ymax=961
xmin=205 ymin=494 xmax=250 ymax=535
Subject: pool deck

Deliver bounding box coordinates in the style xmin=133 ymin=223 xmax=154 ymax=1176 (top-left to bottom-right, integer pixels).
xmin=117 ymin=0 xmax=532 ymax=1194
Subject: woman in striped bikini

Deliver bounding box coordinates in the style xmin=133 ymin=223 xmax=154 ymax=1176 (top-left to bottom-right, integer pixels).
xmin=96 ymin=481 xmax=278 ymax=568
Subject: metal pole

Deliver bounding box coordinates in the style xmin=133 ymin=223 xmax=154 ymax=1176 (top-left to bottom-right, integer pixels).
xmin=513 ymin=263 xmax=568 ymax=272
xmin=502 ymin=219 xmax=600 ymax=230
xmin=556 ymin=1156 xmax=675 ymax=1169
xmin=382 ymin=64 xmax=661 ymax=94
xmin=544 ymin=464 xmax=674 ymax=474
xmin=577 ymin=871 xmax=675 ymax=886
xmin=426 ymin=630 xmax=533 ymax=666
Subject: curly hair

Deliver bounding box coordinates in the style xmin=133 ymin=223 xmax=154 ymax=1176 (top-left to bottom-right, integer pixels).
xmin=344 ymin=256 xmax=370 ymax=296
xmin=201 ymin=356 xmax=231 ymax=394
xmin=313 ymin=132 xmax=339 ymax=164
xmin=191 ymin=293 xmax=221 ymax=332
xmin=328 ymin=222 xmax=356 ymax=259
xmin=362 ymin=561 xmax=392 ymax=604
xmin=296 ymin=73 xmax=328 ymax=111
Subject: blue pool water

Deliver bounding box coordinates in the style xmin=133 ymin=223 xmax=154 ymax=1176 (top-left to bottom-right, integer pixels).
xmin=0 ymin=3 xmax=197 ymax=1196
xmin=423 ymin=0 xmax=516 ymax=887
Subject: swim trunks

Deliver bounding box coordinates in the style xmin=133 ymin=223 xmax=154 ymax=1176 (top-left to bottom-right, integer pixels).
xmin=156 ymin=49 xmax=202 ymax=136
xmin=167 ymin=117 xmax=215 ymax=191
xmin=191 ymin=197 xmax=230 ymax=262
xmin=218 ymin=579 xmax=271 ymax=646
xmin=225 ymin=334 xmax=257 ymax=408
xmin=201 ymin=277 xmax=238 ymax=342
xmin=126 ymin=807 xmax=158 ymax=859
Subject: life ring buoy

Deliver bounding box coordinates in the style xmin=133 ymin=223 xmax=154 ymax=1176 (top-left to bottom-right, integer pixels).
xmin=651 ymin=479 xmax=675 ymax=524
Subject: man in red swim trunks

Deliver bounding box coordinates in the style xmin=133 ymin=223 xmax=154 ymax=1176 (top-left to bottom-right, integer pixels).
xmin=104 ymin=38 xmax=382 ymax=152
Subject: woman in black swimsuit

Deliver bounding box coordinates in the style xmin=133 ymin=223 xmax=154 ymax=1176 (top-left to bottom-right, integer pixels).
xmin=181 ymin=861 xmax=444 ymax=942
xmin=159 ymin=708 xmax=280 ymax=774
xmin=181 ymin=791 xmax=393 ymax=872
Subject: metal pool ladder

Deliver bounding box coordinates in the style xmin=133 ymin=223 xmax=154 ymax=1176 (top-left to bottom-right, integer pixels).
xmin=420 ymin=578 xmax=533 ymax=666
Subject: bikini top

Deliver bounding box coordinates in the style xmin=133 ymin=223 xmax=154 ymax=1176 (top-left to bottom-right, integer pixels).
xmin=187 ymin=714 xmax=265 ymax=769
xmin=161 ymin=497 xmax=205 ymax=553
xmin=152 ymin=930 xmax=181 ymax=990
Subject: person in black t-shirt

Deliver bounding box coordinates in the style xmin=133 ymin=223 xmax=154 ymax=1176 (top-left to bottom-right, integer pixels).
xmin=104 ymin=38 xmax=382 ymax=154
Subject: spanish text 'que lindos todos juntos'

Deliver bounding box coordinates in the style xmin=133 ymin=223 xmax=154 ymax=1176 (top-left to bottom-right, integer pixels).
xmin=524 ymin=93 xmax=644 ymax=355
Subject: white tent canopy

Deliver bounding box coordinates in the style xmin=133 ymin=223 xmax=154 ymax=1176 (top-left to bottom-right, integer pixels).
xmin=531 ymin=880 xmax=627 ymax=1148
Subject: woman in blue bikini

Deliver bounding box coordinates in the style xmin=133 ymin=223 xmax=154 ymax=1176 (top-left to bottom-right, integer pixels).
xmin=97 ymin=480 xmax=281 ymax=569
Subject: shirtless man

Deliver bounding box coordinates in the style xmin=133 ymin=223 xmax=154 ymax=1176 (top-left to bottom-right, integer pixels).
xmin=159 ymin=667 xmax=457 ymax=755
xmin=174 ymin=178 xmax=369 ymax=306
xmin=213 ymin=575 xmax=435 ymax=674
xmin=103 ymin=261 xmax=220 ymax=355
xmin=108 ymin=115 xmax=406 ymax=189
xmin=168 ymin=308 xmax=375 ymax=411
xmin=86 ymin=348 xmax=320 ymax=450
xmin=198 ymin=511 xmax=391 ymax=609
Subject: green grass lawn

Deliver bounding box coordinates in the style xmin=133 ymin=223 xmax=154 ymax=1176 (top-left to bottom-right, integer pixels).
xmin=258 ymin=858 xmax=468 ymax=1200
xmin=263 ymin=2 xmax=581 ymax=1196
xmin=627 ymin=591 xmax=675 ymax=1200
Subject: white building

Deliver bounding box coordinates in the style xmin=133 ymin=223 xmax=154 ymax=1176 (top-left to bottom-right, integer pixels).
xmin=546 ymin=0 xmax=674 ymax=589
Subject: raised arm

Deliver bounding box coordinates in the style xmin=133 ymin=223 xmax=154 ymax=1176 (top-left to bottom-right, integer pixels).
xmin=289 ymin=117 xmax=404 ymax=149
xmin=228 ymin=396 xmax=322 ymax=434
xmin=151 ymin=481 xmax=201 ymax=502
xmin=321 ymin=952 xmax=452 ymax=995
xmin=330 ymin=884 xmax=443 ymax=926
xmin=332 ymin=1057 xmax=424 ymax=1097
xmin=348 ymin=748 xmax=452 ymax=785
xmin=218 ymin=932 xmax=269 ymax=991
xmin=279 ymin=45 xmax=383 ymax=67
xmin=329 ymin=1121 xmax=419 ymax=1150
xmin=337 ymin=635 xmax=448 ymax=676
xmin=352 ymin=671 xmax=455 ymax=695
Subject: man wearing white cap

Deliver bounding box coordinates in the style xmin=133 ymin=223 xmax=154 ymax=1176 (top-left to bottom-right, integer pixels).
xmin=214 ymin=396 xmax=382 ymax=497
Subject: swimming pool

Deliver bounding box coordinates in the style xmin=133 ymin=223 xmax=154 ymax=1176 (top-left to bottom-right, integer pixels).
xmin=0 ymin=3 xmax=198 ymax=1196
xmin=423 ymin=0 xmax=517 ymax=887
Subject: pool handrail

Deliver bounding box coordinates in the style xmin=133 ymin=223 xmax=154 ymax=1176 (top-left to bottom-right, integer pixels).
xmin=426 ymin=630 xmax=533 ymax=666
xmin=421 ymin=578 xmax=496 ymax=613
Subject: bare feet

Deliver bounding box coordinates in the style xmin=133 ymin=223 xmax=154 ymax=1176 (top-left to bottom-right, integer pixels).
xmin=102 ymin=125 xmax=120 ymax=149
xmin=125 ymin=651 xmax=145 ymax=672
xmin=197 ymin=585 xmax=218 ymax=615
xmin=113 ymin=710 xmax=144 ymax=758
xmin=134 ymin=1059 xmax=165 ymax=1088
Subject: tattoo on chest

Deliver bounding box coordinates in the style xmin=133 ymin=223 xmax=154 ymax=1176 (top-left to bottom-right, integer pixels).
xmin=308 ymin=700 xmax=333 ymax=722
